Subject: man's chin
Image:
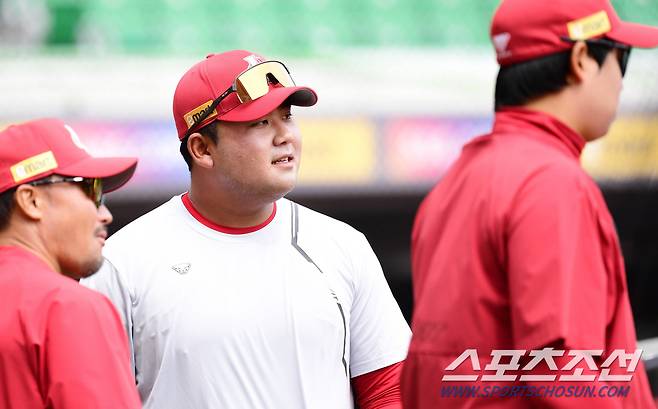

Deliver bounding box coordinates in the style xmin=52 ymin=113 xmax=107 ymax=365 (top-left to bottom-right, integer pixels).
xmin=264 ymin=178 xmax=297 ymax=200
xmin=275 ymin=185 xmax=296 ymax=200
xmin=86 ymin=257 xmax=105 ymax=277
xmin=67 ymin=257 xmax=104 ymax=281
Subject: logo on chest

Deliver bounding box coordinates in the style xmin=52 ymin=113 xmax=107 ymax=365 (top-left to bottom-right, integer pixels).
xmin=171 ymin=263 xmax=191 ymax=275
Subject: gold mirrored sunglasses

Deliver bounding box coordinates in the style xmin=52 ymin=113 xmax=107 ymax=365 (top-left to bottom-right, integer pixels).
xmin=184 ymin=61 xmax=295 ymax=138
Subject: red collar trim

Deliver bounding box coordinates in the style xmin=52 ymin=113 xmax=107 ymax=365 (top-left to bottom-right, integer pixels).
xmin=494 ymin=107 xmax=586 ymax=158
xmin=181 ymin=193 xmax=277 ymax=235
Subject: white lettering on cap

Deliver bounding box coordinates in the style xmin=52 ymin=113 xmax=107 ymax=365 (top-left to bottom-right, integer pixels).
xmin=493 ymin=32 xmax=512 ymax=58
xmin=243 ymin=54 xmax=265 ymax=68
xmin=64 ymin=124 xmax=89 ymax=152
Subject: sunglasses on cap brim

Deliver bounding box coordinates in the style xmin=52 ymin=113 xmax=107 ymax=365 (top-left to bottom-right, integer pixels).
xmin=184 ymin=61 xmax=295 ymax=138
xmin=560 ymin=36 xmax=632 ymax=77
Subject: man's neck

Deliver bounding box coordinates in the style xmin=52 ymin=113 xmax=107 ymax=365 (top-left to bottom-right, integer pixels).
xmin=522 ymin=92 xmax=588 ymax=142
xmin=0 ymin=230 xmax=61 ymax=273
xmin=187 ymin=185 xmax=277 ymax=229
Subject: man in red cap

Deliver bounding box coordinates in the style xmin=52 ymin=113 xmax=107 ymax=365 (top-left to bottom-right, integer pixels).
xmin=0 ymin=119 xmax=141 ymax=408
xmin=402 ymin=0 xmax=658 ymax=408
xmin=82 ymin=50 xmax=411 ymax=408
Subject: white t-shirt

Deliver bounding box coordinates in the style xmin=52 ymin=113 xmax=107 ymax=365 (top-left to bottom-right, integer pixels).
xmin=82 ymin=195 xmax=410 ymax=409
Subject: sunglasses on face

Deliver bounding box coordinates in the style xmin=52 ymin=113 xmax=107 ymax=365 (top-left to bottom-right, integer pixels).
xmin=183 ymin=60 xmax=296 ymax=138
xmin=30 ymin=176 xmax=104 ymax=208
xmin=561 ymin=37 xmax=632 ymax=77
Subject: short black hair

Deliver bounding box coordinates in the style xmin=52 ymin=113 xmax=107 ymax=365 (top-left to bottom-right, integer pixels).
xmin=495 ymin=43 xmax=614 ymax=111
xmin=0 ymin=187 xmax=16 ymax=231
xmin=179 ymin=121 xmax=220 ymax=171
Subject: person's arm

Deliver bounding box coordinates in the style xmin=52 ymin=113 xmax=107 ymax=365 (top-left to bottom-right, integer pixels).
xmin=352 ymin=361 xmax=404 ymax=409
xmin=506 ymin=164 xmax=621 ymax=408
xmin=43 ymin=290 xmax=141 ymax=408
xmin=507 ymin=164 xmax=606 ymax=355
xmin=347 ymin=231 xmax=410 ymax=382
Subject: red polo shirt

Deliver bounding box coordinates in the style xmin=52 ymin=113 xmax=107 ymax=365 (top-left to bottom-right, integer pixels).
xmin=401 ymin=108 xmax=655 ymax=408
xmin=0 ymin=246 xmax=141 ymax=408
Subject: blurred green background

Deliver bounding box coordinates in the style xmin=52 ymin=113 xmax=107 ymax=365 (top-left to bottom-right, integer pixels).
xmin=16 ymin=0 xmax=657 ymax=55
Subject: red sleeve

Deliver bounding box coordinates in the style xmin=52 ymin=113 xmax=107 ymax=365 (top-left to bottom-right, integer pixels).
xmin=43 ymin=289 xmax=141 ymax=408
xmin=352 ymin=361 xmax=403 ymax=409
xmin=507 ymin=165 xmax=607 ymax=351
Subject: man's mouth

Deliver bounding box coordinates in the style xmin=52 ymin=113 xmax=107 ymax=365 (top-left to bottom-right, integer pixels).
xmin=272 ymin=156 xmax=294 ymax=165
xmin=95 ymin=228 xmax=108 ymax=241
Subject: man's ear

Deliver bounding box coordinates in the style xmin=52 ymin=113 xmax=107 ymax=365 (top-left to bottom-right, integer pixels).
xmin=566 ymin=41 xmax=593 ymax=85
xmin=187 ymin=133 xmax=215 ymax=169
xmin=13 ymin=185 xmax=45 ymax=221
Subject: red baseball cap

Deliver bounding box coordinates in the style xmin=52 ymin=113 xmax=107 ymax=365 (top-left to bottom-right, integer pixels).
xmin=0 ymin=118 xmax=137 ymax=194
xmin=491 ymin=0 xmax=658 ymax=66
xmin=173 ymin=50 xmax=318 ymax=140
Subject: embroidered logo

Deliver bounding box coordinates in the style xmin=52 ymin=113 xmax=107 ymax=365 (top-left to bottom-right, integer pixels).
xmin=243 ymin=54 xmax=265 ymax=68
xmin=64 ymin=124 xmax=89 ymax=152
xmin=493 ymin=32 xmax=512 ymax=58
xmin=172 ymin=263 xmax=191 ymax=275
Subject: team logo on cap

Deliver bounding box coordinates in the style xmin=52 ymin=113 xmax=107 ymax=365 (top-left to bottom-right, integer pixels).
xmin=65 ymin=124 xmax=89 ymax=152
xmin=243 ymin=54 xmax=265 ymax=68
xmin=567 ymin=11 xmax=611 ymax=40
xmin=10 ymin=151 xmax=58 ymax=183
xmin=493 ymin=32 xmax=512 ymax=58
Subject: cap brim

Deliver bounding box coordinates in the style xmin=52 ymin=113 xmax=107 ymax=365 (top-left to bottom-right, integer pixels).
xmin=608 ymin=21 xmax=658 ymax=48
xmin=220 ymin=86 xmax=318 ymax=122
xmin=57 ymin=157 xmax=138 ymax=193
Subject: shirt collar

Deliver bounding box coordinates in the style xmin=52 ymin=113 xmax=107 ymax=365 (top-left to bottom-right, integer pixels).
xmin=180 ymin=193 xmax=277 ymax=235
xmin=493 ymin=107 xmax=586 ymax=158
